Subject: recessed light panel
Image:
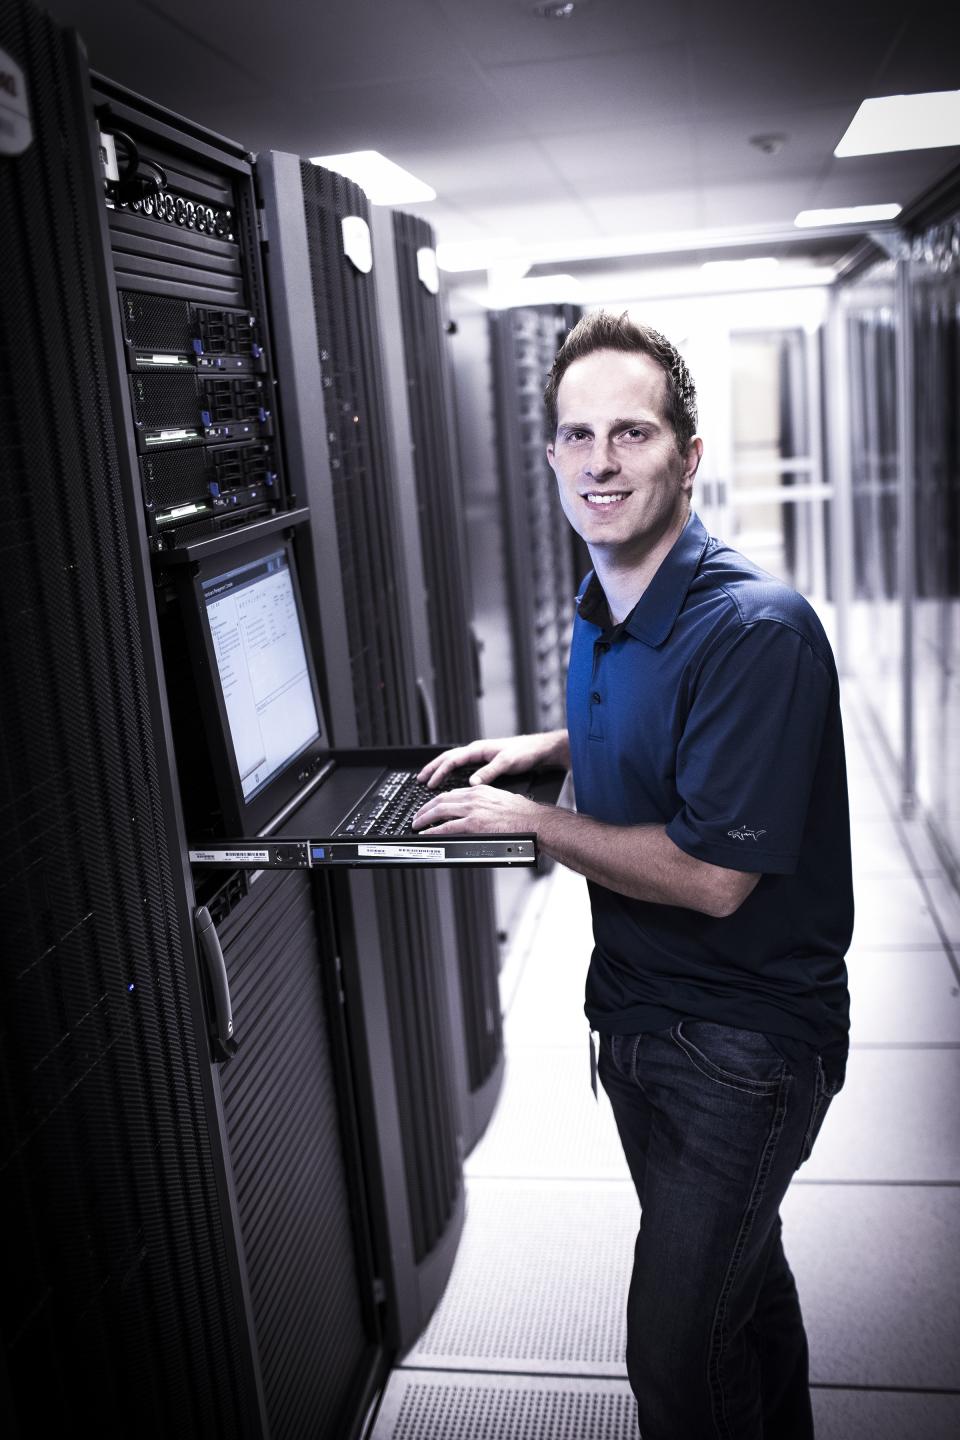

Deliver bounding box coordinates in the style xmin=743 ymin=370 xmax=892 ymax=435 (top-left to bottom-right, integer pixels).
xmin=309 ymin=150 xmax=436 ymax=205
xmin=835 ymin=92 xmax=960 ymax=156
xmin=794 ymin=204 xmax=901 ymax=227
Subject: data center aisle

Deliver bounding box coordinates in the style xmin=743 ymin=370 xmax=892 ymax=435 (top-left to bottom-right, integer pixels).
xmin=368 ymin=684 xmax=960 ymax=1439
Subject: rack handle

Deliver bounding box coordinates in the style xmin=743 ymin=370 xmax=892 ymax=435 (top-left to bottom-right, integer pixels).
xmin=194 ymin=906 xmax=239 ymax=1064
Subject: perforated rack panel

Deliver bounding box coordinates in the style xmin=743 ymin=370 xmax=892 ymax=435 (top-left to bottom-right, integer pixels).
xmin=392 ymin=211 xmax=503 ymax=1100
xmin=215 ymin=869 xmax=378 ymax=1438
xmin=490 ymin=305 xmax=582 ymax=734
xmin=0 ymin=4 xmax=254 ymax=1432
xmin=298 ymin=164 xmax=463 ymax=1263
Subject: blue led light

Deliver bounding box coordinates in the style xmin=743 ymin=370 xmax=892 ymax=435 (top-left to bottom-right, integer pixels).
xmin=128 ymin=983 xmax=135 ymax=993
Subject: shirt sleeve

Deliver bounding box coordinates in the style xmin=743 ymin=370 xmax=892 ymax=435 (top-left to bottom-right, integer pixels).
xmin=665 ymin=619 xmax=834 ymax=874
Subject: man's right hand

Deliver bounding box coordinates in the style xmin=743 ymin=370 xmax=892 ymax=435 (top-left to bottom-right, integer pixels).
xmin=417 ymin=729 xmax=570 ymax=790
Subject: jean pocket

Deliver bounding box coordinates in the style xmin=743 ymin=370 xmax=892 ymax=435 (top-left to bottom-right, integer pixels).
xmin=609 ymin=1032 xmax=643 ymax=1083
xmin=670 ymin=1020 xmax=785 ymax=1096
xmin=797 ymin=1057 xmax=843 ymax=1168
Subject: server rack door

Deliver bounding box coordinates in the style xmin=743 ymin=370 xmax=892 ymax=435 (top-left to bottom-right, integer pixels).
xmin=257 ymin=154 xmax=465 ymax=1343
xmin=205 ymin=869 xmax=384 ymax=1440
xmin=2 ymin=34 xmax=389 ymax=1436
xmin=490 ymin=305 xmax=581 ymax=736
xmin=0 ymin=5 xmax=258 ymax=1433
xmin=383 ymin=208 xmax=505 ymax=1148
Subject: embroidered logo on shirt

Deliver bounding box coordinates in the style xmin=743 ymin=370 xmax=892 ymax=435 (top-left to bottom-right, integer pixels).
xmin=727 ymin=825 xmax=767 ymax=841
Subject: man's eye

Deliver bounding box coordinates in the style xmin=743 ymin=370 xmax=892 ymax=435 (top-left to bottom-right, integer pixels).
xmin=623 ymin=427 xmax=646 ymax=440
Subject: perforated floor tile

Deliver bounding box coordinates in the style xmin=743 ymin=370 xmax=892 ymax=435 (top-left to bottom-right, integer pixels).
xmin=799 ymin=1047 xmax=960 ymax=1182
xmin=400 ymin=1181 xmax=635 ymax=1374
xmin=845 ymin=950 xmax=960 ymax=1045
xmin=370 ymin=1372 xmax=637 ymax=1440
xmin=783 ymin=1184 xmax=960 ymax=1389
xmin=465 ymin=1048 xmax=629 ymax=1181
xmin=810 ymin=1387 xmax=960 ymax=1440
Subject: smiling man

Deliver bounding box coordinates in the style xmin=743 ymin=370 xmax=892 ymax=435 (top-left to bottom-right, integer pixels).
xmin=414 ymin=310 xmax=852 ymax=1439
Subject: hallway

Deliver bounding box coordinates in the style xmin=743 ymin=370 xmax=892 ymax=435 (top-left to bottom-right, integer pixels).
xmin=370 ymin=681 xmax=960 ymax=1438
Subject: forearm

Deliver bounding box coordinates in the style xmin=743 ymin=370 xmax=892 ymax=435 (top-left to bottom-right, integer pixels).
xmin=534 ymin=806 xmax=756 ymax=918
xmin=535 ymin=728 xmax=571 ymax=769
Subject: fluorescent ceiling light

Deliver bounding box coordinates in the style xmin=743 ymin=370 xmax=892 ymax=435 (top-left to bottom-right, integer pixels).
xmin=835 ymin=91 xmax=960 ymax=155
xmin=700 ymin=257 xmax=780 ymax=278
xmin=309 ymin=150 xmax=436 ymax=205
xmin=436 ymin=238 xmax=524 ymax=272
xmin=466 ymin=274 xmax=582 ymax=310
xmin=794 ymin=204 xmax=901 ymax=227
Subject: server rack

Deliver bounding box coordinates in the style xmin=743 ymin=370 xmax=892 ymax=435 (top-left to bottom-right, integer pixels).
xmin=489 ymin=304 xmax=584 ymax=736
xmin=2 ymin=5 xmax=391 ymax=1432
xmin=370 ymin=206 xmax=505 ymax=1151
xmin=257 ymin=153 xmax=465 ymax=1344
xmin=1 ymin=7 xmax=257 ymax=1434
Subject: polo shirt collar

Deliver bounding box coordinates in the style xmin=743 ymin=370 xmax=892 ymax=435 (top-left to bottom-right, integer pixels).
xmin=576 ymin=510 xmax=710 ymax=646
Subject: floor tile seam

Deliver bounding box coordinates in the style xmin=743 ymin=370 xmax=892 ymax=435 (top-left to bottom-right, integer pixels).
xmin=848 ymin=686 xmax=960 ymax=983
xmin=392 ymin=1363 xmax=633 ymax=1383
xmin=463 ymin=1174 xmax=960 ymax=1189
xmin=809 ymin=1381 xmax=960 ymax=1396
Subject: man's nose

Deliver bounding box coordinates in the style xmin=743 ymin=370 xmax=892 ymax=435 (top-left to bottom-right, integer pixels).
xmin=584 ymin=438 xmax=620 ymax=481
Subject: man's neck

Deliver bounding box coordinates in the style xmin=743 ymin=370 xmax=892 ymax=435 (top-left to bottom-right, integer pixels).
xmin=590 ymin=507 xmax=690 ymax=625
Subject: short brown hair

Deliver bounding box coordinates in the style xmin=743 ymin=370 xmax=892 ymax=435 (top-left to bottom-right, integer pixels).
xmin=544 ymin=310 xmax=698 ymax=450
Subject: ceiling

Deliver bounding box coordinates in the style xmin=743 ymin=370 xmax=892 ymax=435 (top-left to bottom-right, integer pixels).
xmin=36 ymin=0 xmax=960 ymax=285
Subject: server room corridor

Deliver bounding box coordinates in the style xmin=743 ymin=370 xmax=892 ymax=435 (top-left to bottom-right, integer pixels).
xmin=369 ymin=678 xmax=960 ymax=1440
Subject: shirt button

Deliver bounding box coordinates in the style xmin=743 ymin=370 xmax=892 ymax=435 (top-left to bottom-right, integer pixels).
xmin=591 ymin=691 xmax=602 ymax=704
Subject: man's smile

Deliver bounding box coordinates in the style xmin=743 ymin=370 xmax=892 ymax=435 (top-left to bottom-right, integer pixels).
xmin=583 ymin=491 xmax=630 ymax=507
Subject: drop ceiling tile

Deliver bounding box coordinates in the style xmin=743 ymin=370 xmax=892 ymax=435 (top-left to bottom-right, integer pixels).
xmin=698 ymin=178 xmax=821 ymax=229
xmin=689 ymin=12 xmax=900 ymax=117
xmin=394 ymin=138 xmax=566 ymax=205
xmin=536 ymin=125 xmax=698 ymax=193
xmin=434 ymin=0 xmax=696 ymax=68
xmin=813 ymin=152 xmax=960 ymax=213
xmin=483 ymin=46 xmax=695 ymax=137
xmin=581 ymin=189 xmax=703 ymax=235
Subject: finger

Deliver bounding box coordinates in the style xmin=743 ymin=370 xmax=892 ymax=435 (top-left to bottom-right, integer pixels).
xmin=420 ymin=742 xmax=490 ymax=788
xmin=468 ymin=753 xmax=513 ymax=785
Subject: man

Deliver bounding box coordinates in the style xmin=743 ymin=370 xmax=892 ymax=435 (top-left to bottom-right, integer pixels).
xmin=413 ymin=310 xmax=852 ymax=1439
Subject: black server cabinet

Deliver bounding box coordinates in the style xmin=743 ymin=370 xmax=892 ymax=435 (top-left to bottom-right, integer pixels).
xmin=490 ymin=304 xmax=584 ymax=736
xmin=256 ymin=153 xmax=465 ymax=1345
xmin=0 ymin=7 xmax=256 ymax=1435
xmin=2 ymin=6 xmax=388 ymax=1434
xmin=374 ymin=207 xmax=505 ymax=1150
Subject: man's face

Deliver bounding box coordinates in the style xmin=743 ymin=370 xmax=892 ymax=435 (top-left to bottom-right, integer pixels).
xmin=546 ymin=348 xmax=701 ymax=560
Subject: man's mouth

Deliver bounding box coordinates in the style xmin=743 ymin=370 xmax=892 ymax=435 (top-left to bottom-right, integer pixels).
xmin=583 ymin=491 xmax=629 ymax=506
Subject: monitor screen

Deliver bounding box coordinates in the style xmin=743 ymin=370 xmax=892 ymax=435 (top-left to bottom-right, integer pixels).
xmin=201 ymin=548 xmax=322 ymax=805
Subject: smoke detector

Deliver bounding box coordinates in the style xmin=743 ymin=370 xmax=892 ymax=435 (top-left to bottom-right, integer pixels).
xmin=750 ymin=134 xmax=787 ymax=156
xmin=530 ymin=0 xmax=590 ymax=17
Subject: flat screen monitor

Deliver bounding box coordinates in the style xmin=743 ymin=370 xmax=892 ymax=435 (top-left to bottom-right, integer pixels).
xmin=188 ymin=534 xmax=328 ymax=834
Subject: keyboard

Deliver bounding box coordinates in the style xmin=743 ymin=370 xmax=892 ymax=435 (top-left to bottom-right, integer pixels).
xmin=335 ymin=767 xmax=472 ymax=838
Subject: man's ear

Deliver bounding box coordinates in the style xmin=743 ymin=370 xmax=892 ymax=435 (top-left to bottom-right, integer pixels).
xmin=684 ymin=437 xmax=704 ymax=484
xmin=546 ymin=441 xmax=556 ymax=471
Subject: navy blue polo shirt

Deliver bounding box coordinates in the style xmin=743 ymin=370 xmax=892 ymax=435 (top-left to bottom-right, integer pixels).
xmin=568 ymin=511 xmax=852 ymax=1066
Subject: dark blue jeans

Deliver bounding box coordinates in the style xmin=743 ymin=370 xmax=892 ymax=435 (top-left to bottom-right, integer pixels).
xmin=598 ymin=1022 xmax=841 ymax=1440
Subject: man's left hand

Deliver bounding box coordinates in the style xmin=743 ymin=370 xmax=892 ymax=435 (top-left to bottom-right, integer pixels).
xmin=411 ymin=785 xmax=542 ymax=836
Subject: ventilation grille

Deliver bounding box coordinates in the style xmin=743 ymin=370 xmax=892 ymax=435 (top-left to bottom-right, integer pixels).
xmin=0 ymin=5 xmax=249 ymax=1432
xmin=300 ymin=161 xmax=416 ymax=746
xmin=403 ymin=1184 xmax=633 ymax=1371
xmin=218 ymin=869 xmax=375 ymax=1439
xmin=391 ymin=212 xmax=503 ymax=1099
xmin=377 ymin=871 xmax=462 ymax=1262
xmin=489 ymin=305 xmax=580 ymax=734
xmin=374 ymin=1372 xmax=637 ymax=1440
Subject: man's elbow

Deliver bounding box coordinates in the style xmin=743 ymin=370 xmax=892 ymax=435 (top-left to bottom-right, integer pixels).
xmin=701 ymin=871 xmax=760 ymax=919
